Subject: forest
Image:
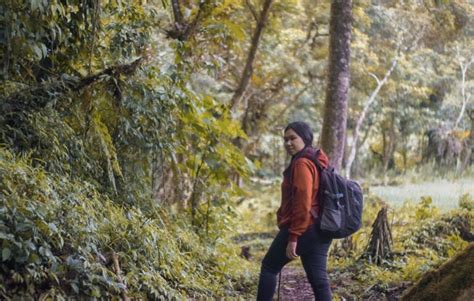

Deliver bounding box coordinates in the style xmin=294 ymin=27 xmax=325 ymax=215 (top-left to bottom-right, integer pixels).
xmin=0 ymin=0 xmax=473 ymax=300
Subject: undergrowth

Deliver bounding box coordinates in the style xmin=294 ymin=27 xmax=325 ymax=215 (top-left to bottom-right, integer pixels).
xmin=236 ymin=179 xmax=473 ymax=300
xmin=328 ymin=194 xmax=472 ymax=299
xmin=0 ymin=147 xmax=256 ymax=299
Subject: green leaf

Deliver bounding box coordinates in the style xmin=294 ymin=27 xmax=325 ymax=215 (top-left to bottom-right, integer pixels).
xmin=32 ymin=44 xmax=43 ymax=60
xmin=2 ymin=248 xmax=11 ymax=261
xmin=90 ymin=286 xmax=101 ymax=297
xmin=71 ymin=282 xmax=79 ymax=294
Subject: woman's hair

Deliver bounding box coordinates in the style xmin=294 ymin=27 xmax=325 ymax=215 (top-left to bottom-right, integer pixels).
xmin=285 ymin=121 xmax=313 ymax=146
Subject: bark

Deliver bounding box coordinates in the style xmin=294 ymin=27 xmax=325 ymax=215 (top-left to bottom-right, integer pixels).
xmin=229 ymin=0 xmax=273 ymax=112
xmin=171 ymin=0 xmax=184 ymax=26
xmin=345 ymin=52 xmax=399 ymax=178
xmin=319 ymin=0 xmax=352 ymax=170
xmin=152 ymin=152 xmax=175 ymax=204
xmin=349 ymin=121 xmax=373 ymax=177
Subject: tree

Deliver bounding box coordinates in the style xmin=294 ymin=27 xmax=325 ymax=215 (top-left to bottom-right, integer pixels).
xmin=344 ymin=46 xmax=400 ymax=178
xmin=319 ymin=0 xmax=352 ymax=170
xmin=229 ymin=0 xmax=273 ymax=112
xmin=454 ymin=45 xmax=473 ymax=129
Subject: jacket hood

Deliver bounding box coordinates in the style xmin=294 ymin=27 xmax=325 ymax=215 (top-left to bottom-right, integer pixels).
xmin=299 ymin=147 xmax=329 ymax=168
xmin=283 ymin=146 xmax=329 ymax=177
xmin=314 ymin=148 xmax=329 ymax=168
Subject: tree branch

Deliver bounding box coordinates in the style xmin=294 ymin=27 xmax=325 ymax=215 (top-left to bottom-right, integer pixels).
xmin=171 ymin=0 xmax=184 ymax=26
xmin=454 ymin=52 xmax=473 ymax=129
xmin=2 ymin=58 xmax=144 ymax=114
xmin=184 ymin=0 xmax=207 ymax=40
xmin=245 ymin=0 xmax=259 ymax=23
xmin=229 ymin=0 xmax=273 ymax=112
xmin=345 ymin=43 xmax=401 ymax=178
xmin=167 ymin=0 xmax=209 ymax=41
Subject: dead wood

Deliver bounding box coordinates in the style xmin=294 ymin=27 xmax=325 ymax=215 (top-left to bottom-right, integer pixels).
xmin=365 ymin=206 xmax=393 ymax=265
xmin=112 ymin=252 xmax=130 ymax=301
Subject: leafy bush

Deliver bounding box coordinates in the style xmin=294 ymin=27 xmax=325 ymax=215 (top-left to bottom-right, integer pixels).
xmin=458 ymin=193 xmax=473 ymax=211
xmin=0 ymin=148 xmax=256 ymax=299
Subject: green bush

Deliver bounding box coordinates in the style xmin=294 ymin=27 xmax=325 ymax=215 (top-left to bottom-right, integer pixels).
xmin=0 ymin=148 xmax=256 ymax=299
xmin=459 ymin=193 xmax=474 ymax=211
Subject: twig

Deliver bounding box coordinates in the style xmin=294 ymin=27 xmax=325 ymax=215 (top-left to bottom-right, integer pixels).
xmin=112 ymin=252 xmax=130 ymax=301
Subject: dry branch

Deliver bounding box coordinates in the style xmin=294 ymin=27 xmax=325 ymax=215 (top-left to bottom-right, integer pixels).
xmin=365 ymin=206 xmax=393 ymax=265
xmin=112 ymin=252 xmax=130 ymax=301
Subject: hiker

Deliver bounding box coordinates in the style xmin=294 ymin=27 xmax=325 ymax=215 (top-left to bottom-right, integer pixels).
xmin=257 ymin=121 xmax=333 ymax=301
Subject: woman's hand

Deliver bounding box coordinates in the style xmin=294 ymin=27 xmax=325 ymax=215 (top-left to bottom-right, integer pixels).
xmin=286 ymin=241 xmax=298 ymax=260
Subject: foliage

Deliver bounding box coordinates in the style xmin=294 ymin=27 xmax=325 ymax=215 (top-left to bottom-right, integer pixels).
xmin=0 ymin=148 xmax=256 ymax=299
xmin=1 ymin=0 xmax=473 ymax=298
xmin=459 ymin=193 xmax=474 ymax=211
xmin=0 ymin=0 xmax=259 ymax=298
xmin=331 ymin=196 xmax=471 ymax=299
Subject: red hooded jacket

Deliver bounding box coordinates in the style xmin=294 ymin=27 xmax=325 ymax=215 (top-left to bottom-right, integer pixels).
xmin=277 ymin=149 xmax=329 ymax=242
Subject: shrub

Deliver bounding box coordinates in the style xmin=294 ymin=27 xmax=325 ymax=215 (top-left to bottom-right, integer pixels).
xmin=0 ymin=148 xmax=256 ymax=299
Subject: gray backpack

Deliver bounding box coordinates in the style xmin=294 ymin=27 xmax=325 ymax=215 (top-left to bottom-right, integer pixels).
xmin=297 ymin=150 xmax=364 ymax=239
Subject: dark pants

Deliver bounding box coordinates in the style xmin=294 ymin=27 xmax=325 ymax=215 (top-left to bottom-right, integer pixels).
xmin=257 ymin=224 xmax=332 ymax=301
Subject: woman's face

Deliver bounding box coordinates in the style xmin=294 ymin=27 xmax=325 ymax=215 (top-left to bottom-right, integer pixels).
xmin=283 ymin=128 xmax=305 ymax=156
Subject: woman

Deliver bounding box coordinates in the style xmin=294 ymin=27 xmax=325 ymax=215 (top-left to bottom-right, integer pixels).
xmin=257 ymin=121 xmax=332 ymax=301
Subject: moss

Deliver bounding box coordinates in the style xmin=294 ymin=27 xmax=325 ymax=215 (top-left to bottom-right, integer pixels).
xmin=401 ymin=243 xmax=474 ymax=301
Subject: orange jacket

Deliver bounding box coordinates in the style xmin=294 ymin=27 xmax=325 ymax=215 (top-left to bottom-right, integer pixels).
xmin=277 ymin=149 xmax=329 ymax=242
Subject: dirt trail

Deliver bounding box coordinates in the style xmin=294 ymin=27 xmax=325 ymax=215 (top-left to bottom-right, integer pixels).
xmin=276 ymin=266 xmax=314 ymax=301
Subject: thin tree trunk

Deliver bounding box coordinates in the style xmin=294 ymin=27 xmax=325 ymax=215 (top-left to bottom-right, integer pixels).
xmin=383 ymin=114 xmax=397 ymax=178
xmin=229 ymin=0 xmax=273 ymax=112
xmin=350 ymin=121 xmax=372 ymax=177
xmin=345 ymin=53 xmax=399 ymax=178
xmin=319 ymin=0 xmax=353 ymax=170
xmin=454 ymin=54 xmax=472 ymax=129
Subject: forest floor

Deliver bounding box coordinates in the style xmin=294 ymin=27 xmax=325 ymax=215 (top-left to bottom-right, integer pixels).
xmin=236 ymin=175 xmax=473 ymax=300
xmin=277 ymin=265 xmax=313 ymax=300
xmin=236 ymin=229 xmax=411 ymax=300
xmin=276 ymin=265 xmax=409 ymax=301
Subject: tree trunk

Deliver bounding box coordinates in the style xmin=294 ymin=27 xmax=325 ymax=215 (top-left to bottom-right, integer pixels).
xmin=454 ymin=53 xmax=473 ymax=129
xmin=319 ymin=0 xmax=352 ymax=170
xmin=229 ymin=0 xmax=273 ymax=112
xmin=462 ymin=109 xmax=474 ymax=169
xmin=383 ymin=114 xmax=397 ymax=178
xmin=345 ymin=54 xmax=399 ymax=178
